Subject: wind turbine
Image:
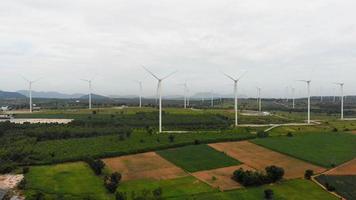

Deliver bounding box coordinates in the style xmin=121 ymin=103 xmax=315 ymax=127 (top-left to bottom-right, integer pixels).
xmin=256 ymin=87 xmax=262 ymax=112
xmin=223 ymin=71 xmax=247 ymax=127
xmin=80 ymin=79 xmax=93 ymax=109
xmin=334 ymin=82 xmax=344 ymax=120
xmin=143 ymin=66 xmax=176 ymax=133
xmin=297 ymin=80 xmax=311 ymax=124
xmin=136 ymin=81 xmax=143 ymax=108
xmin=22 ymin=77 xmax=41 ymax=113
xmin=179 ymin=82 xmax=189 ymax=109
xmin=291 ymin=87 xmax=295 ymax=109
xmin=210 ymin=91 xmax=214 ymax=107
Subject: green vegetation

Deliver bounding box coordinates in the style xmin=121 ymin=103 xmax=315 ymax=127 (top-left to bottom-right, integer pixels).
xmin=157 ymin=144 xmax=241 ymax=172
xmin=168 ymin=179 xmax=337 ymax=200
xmin=117 ymin=176 xmax=216 ymax=200
xmin=252 ymin=132 xmax=356 ymax=167
xmin=24 ymin=162 xmax=112 ymax=200
xmin=316 ymin=175 xmax=356 ymax=200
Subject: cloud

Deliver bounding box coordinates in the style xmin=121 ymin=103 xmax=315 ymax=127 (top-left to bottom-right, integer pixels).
xmin=0 ymin=0 xmax=355 ymax=97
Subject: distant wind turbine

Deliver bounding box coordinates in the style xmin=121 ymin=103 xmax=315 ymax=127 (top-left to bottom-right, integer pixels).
xmin=256 ymin=87 xmax=262 ymax=112
xmin=334 ymin=82 xmax=344 ymax=120
xmin=223 ymin=71 xmax=247 ymax=127
xmin=297 ymin=80 xmax=311 ymax=124
xmin=22 ymin=77 xmax=41 ymax=113
xmin=80 ymin=79 xmax=93 ymax=109
xmin=179 ymin=82 xmax=189 ymax=109
xmin=291 ymin=87 xmax=295 ymax=109
xmin=136 ymin=81 xmax=143 ymax=108
xmin=143 ymin=66 xmax=177 ymax=133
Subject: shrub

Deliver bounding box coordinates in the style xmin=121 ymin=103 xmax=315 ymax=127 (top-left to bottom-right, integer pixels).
xmin=104 ymin=172 xmax=122 ymax=193
xmin=85 ymin=158 xmax=105 ymax=175
xmin=194 ymin=139 xmax=200 ymax=145
xmin=22 ymin=167 xmax=30 ymax=174
xmin=168 ymin=135 xmax=175 ymax=143
xmin=265 ymin=165 xmax=284 ymax=182
xmin=264 ymin=189 xmax=274 ymax=200
xmin=332 ymin=127 xmax=338 ymax=132
xmin=304 ymin=169 xmax=314 ymax=180
xmin=152 ymin=187 xmax=163 ymax=199
xmin=287 ymin=132 xmax=293 ymax=137
xmin=257 ymin=131 xmax=269 ymax=138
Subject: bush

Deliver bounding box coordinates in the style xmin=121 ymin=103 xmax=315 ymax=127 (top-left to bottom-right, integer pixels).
xmin=287 ymin=132 xmax=293 ymax=137
xmin=264 ymin=189 xmax=274 ymax=200
xmin=168 ymin=135 xmax=175 ymax=143
xmin=152 ymin=187 xmax=163 ymax=199
xmin=265 ymin=165 xmax=284 ymax=182
xmin=332 ymin=127 xmax=338 ymax=132
xmin=22 ymin=167 xmax=30 ymax=174
xmin=232 ymin=165 xmax=284 ymax=187
xmin=257 ymin=131 xmax=269 ymax=138
xmin=85 ymin=158 xmax=105 ymax=175
xmin=304 ymin=169 xmax=314 ymax=180
xmin=104 ymin=172 xmax=122 ymax=193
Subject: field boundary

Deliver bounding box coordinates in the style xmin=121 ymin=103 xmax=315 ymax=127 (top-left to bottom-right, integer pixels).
xmin=311 ymin=175 xmax=346 ymax=200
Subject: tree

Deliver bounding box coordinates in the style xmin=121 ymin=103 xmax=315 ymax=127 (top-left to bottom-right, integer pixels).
xmin=115 ymin=192 xmax=127 ymax=200
xmin=85 ymin=158 xmax=105 ymax=175
xmin=152 ymin=187 xmax=163 ymax=199
xmin=168 ymin=135 xmax=175 ymax=143
xmin=265 ymin=165 xmax=284 ymax=182
xmin=105 ymin=172 xmax=122 ymax=193
xmin=264 ymin=189 xmax=274 ymax=200
xmin=304 ymin=170 xmax=314 ymax=180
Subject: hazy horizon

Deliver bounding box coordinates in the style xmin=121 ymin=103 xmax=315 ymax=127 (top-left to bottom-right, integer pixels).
xmin=1 ymin=0 xmax=355 ymax=98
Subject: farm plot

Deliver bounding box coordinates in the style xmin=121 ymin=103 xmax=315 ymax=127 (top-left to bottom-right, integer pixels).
xmin=102 ymin=152 xmax=187 ymax=181
xmin=209 ymin=141 xmax=325 ymax=179
xmin=252 ymin=132 xmax=356 ymax=168
xmin=25 ymin=162 xmax=111 ymax=200
xmin=168 ymin=179 xmax=337 ymax=200
xmin=192 ymin=164 xmax=254 ymax=191
xmin=316 ymin=175 xmax=356 ymax=200
xmin=117 ymin=176 xmax=216 ymax=200
xmin=324 ymin=158 xmax=356 ymax=175
xmin=157 ymin=145 xmax=241 ymax=172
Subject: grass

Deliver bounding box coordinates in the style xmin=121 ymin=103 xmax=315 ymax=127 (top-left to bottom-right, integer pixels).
xmin=252 ymin=132 xmax=356 ymax=168
xmin=316 ymin=175 xmax=356 ymax=200
xmin=157 ymin=145 xmax=241 ymax=172
xmin=25 ymin=162 xmax=112 ymax=200
xmin=29 ymin=130 xmax=254 ymax=165
xmin=168 ymin=179 xmax=337 ymax=200
xmin=117 ymin=176 xmax=216 ymax=199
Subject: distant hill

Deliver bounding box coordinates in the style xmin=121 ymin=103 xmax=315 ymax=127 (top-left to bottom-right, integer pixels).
xmin=17 ymin=90 xmax=85 ymax=99
xmin=80 ymin=94 xmax=110 ymax=100
xmin=0 ymin=90 xmax=26 ymax=99
xmin=191 ymin=92 xmax=247 ymax=99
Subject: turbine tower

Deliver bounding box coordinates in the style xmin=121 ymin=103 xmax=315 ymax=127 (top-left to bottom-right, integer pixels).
xmin=334 ymin=82 xmax=344 ymax=120
xmin=291 ymin=87 xmax=295 ymax=109
xmin=180 ymin=82 xmax=189 ymax=109
xmin=143 ymin=66 xmax=176 ymax=133
xmin=223 ymin=71 xmax=247 ymax=127
xmin=257 ymin=87 xmax=262 ymax=112
xmin=298 ymin=80 xmax=311 ymax=124
xmin=81 ymin=79 xmax=93 ymax=109
xmin=136 ymin=81 xmax=143 ymax=108
xmin=22 ymin=77 xmax=41 ymax=113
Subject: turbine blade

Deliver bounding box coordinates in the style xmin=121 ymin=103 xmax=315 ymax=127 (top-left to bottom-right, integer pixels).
xmin=142 ymin=65 xmax=160 ymax=80
xmin=162 ymin=70 xmax=177 ymax=80
xmin=237 ymin=71 xmax=248 ymax=80
xmin=222 ymin=72 xmax=236 ymax=81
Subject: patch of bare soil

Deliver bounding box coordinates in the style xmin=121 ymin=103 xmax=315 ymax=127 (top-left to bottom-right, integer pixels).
xmin=192 ymin=165 xmax=254 ymax=191
xmin=103 ymin=152 xmax=187 ymax=181
xmin=209 ymin=141 xmax=326 ymax=179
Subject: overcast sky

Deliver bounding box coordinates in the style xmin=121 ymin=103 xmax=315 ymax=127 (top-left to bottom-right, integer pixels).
xmin=1 ymin=0 xmax=356 ymax=98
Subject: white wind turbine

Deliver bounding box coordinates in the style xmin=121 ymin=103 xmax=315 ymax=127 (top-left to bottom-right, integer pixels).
xmin=136 ymin=81 xmax=143 ymax=108
xmin=22 ymin=77 xmax=41 ymax=113
xmin=291 ymin=87 xmax=295 ymax=109
xmin=80 ymin=79 xmax=93 ymax=109
xmin=256 ymin=87 xmax=262 ymax=112
xmin=223 ymin=71 xmax=247 ymax=127
xmin=334 ymin=82 xmax=344 ymax=120
xmin=297 ymin=80 xmax=311 ymax=124
xmin=179 ymin=82 xmax=189 ymax=109
xmin=143 ymin=66 xmax=176 ymax=133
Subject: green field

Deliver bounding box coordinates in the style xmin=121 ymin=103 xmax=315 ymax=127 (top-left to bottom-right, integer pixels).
xmin=30 ymin=131 xmax=253 ymax=165
xmin=25 ymin=162 xmax=112 ymax=200
xmin=157 ymin=144 xmax=241 ymax=172
xmin=168 ymin=179 xmax=337 ymax=200
xmin=316 ymin=175 xmax=356 ymax=200
xmin=117 ymin=176 xmax=216 ymax=199
xmin=252 ymin=132 xmax=356 ymax=167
